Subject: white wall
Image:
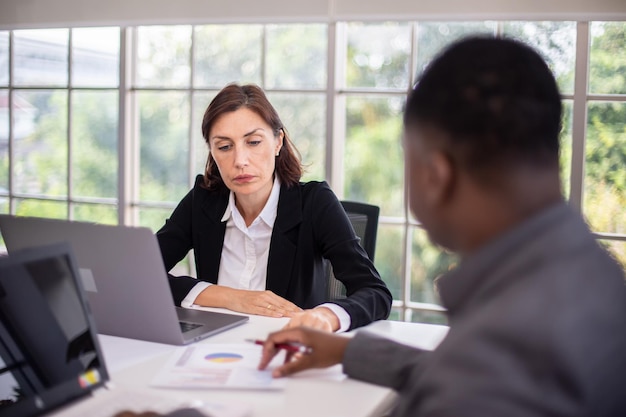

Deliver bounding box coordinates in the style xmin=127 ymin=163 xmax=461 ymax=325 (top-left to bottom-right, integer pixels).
xmin=1 ymin=0 xmax=625 ymax=29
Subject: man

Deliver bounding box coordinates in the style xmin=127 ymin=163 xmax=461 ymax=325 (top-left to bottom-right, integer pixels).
xmin=258 ymin=36 xmax=626 ymax=417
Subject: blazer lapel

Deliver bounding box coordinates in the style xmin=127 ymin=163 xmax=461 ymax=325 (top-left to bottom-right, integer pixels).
xmin=266 ymin=184 xmax=302 ymax=296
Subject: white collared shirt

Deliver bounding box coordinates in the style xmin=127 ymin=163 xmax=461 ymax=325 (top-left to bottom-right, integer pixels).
xmin=217 ymin=177 xmax=281 ymax=290
xmin=181 ymin=178 xmax=351 ymax=332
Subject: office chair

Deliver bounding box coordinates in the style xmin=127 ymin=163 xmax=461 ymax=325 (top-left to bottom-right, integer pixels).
xmin=326 ymin=201 xmax=380 ymax=300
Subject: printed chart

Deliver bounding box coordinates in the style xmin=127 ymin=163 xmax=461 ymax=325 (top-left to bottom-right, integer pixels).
xmin=151 ymin=344 xmax=286 ymax=390
xmin=205 ymin=353 xmax=243 ymax=363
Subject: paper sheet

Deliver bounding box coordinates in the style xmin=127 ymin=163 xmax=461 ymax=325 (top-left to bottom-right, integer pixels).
xmin=151 ymin=344 xmax=286 ymax=390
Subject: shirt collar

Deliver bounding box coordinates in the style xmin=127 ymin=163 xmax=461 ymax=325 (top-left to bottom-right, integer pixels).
xmin=220 ymin=177 xmax=281 ymax=228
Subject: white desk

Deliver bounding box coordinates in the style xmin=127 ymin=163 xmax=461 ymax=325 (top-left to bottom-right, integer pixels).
xmin=98 ymin=310 xmax=448 ymax=417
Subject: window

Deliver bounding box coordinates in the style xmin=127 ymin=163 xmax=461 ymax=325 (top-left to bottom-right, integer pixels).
xmin=132 ymin=24 xmax=328 ymax=232
xmin=1 ymin=20 xmax=624 ymax=324
xmin=1 ymin=28 xmax=120 ymax=225
xmin=586 ymin=22 xmax=626 ymax=266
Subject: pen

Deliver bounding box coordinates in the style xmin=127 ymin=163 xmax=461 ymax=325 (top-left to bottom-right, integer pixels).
xmin=246 ymin=338 xmax=313 ymax=354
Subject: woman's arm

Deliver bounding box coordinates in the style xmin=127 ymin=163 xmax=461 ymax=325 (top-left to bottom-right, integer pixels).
xmin=194 ymin=285 xmax=301 ymax=317
xmin=156 ymin=187 xmax=202 ymax=305
xmin=311 ymin=182 xmax=393 ymax=329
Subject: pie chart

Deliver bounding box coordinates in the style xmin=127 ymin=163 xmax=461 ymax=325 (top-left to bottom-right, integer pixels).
xmin=204 ymin=352 xmax=244 ymax=363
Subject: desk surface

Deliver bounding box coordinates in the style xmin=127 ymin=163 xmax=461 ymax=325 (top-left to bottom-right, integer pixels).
xmin=98 ymin=309 xmax=448 ymax=417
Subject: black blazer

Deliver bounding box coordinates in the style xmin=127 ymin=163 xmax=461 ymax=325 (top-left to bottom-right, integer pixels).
xmin=156 ymin=175 xmax=392 ymax=330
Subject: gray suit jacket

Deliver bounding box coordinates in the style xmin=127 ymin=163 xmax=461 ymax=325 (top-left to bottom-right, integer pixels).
xmin=343 ymin=203 xmax=626 ymax=417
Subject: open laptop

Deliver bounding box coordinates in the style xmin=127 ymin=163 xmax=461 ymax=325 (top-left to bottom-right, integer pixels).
xmin=0 ymin=242 xmax=249 ymax=417
xmin=0 ymin=215 xmax=248 ymax=345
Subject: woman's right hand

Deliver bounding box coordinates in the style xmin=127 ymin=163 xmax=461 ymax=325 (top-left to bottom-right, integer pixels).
xmin=194 ymin=286 xmax=302 ymax=318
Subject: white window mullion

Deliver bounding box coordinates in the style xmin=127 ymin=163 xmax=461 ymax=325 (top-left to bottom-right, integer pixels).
xmin=330 ymin=22 xmax=346 ymax=196
xmin=261 ymin=26 xmax=267 ymax=89
xmin=402 ymin=22 xmax=420 ymax=318
xmin=67 ymin=29 xmax=74 ymax=220
xmin=118 ymin=26 xmax=135 ymax=226
xmin=325 ymin=22 xmax=337 ymax=187
xmin=7 ymin=30 xmax=14 ymax=214
xmin=188 ymin=26 xmax=196 ymax=188
xmin=569 ymin=21 xmax=590 ymax=213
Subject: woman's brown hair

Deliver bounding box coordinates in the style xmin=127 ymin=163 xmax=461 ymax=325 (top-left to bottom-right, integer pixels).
xmin=201 ymin=83 xmax=303 ymax=190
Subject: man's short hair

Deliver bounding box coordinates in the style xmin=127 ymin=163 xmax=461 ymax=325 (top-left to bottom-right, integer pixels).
xmin=404 ymin=36 xmax=562 ymax=176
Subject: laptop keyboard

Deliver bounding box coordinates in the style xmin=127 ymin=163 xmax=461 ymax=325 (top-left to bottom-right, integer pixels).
xmin=179 ymin=320 xmax=203 ymax=333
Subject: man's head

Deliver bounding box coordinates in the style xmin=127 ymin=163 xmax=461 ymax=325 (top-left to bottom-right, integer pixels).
xmin=403 ymin=36 xmax=563 ymax=252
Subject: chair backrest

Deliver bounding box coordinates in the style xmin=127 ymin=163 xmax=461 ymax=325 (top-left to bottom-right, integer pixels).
xmin=326 ymin=201 xmax=380 ymax=300
xmin=340 ymin=201 xmax=380 ymax=261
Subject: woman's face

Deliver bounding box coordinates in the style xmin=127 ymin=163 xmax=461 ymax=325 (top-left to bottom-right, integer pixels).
xmin=209 ymin=107 xmax=283 ymax=200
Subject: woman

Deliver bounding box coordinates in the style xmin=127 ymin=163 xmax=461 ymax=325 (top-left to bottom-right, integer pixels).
xmin=157 ymin=84 xmax=392 ymax=332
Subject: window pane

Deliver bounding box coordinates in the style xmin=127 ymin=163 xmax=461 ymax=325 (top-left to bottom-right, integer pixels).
xmin=387 ymin=308 xmax=403 ymax=321
xmin=194 ymin=25 xmax=262 ymax=88
xmin=138 ymin=207 xmax=173 ymax=232
xmin=375 ymin=224 xmax=404 ymax=300
xmin=14 ymin=198 xmax=67 ymax=219
xmin=71 ymin=91 xmax=118 ymax=199
xmin=599 ymin=240 xmax=626 ymax=274
xmin=138 ymin=91 xmax=190 ymax=202
xmin=410 ymin=310 xmax=447 ymax=325
xmin=0 ymin=89 xmax=7 ymax=190
xmin=415 ymin=22 xmax=496 ymax=81
xmin=73 ymin=203 xmax=117 ymax=225
xmin=14 ymin=29 xmax=69 ymax=87
xmin=136 ymin=26 xmax=191 ymax=88
xmin=560 ymin=100 xmax=573 ymax=199
xmin=192 ymin=92 xmax=216 ymax=176
xmin=344 ymin=95 xmax=404 ymax=216
xmin=13 ymin=90 xmax=68 ymax=196
xmin=0 ymin=31 xmax=8 ymax=86
xmin=589 ymin=22 xmax=626 ymax=95
xmin=584 ymin=102 xmax=626 ymax=234
xmin=410 ymin=226 xmax=457 ymax=305
xmin=266 ymin=24 xmax=327 ymax=89
xmin=346 ymin=22 xmax=411 ymax=89
xmin=502 ymin=21 xmax=576 ymax=94
xmin=267 ymin=92 xmax=325 ymax=181
xmin=72 ymin=27 xmax=120 ymax=87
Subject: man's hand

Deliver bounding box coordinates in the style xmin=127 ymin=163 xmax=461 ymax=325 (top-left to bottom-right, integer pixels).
xmin=258 ymin=327 xmax=350 ymax=377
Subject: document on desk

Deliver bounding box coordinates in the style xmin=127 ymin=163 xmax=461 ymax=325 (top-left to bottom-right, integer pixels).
xmin=151 ymin=344 xmax=286 ymax=390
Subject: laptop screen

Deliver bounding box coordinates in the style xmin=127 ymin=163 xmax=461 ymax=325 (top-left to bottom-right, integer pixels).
xmin=0 ymin=243 xmax=109 ymax=417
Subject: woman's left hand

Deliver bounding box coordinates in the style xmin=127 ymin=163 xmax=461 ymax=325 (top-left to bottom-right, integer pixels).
xmin=283 ymin=307 xmax=340 ymax=332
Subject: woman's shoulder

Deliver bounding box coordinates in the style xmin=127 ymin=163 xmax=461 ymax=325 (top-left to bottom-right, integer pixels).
xmin=294 ymin=180 xmax=334 ymax=198
xmin=298 ymin=179 xmax=329 ymax=189
xmin=290 ymin=180 xmax=342 ymax=209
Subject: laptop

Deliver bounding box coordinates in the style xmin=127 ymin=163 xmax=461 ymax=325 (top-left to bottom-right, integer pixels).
xmin=0 ymin=242 xmax=250 ymax=417
xmin=0 ymin=215 xmax=248 ymax=345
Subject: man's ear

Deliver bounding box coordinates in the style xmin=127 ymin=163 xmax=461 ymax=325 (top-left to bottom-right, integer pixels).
xmin=426 ymin=150 xmax=455 ymax=207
